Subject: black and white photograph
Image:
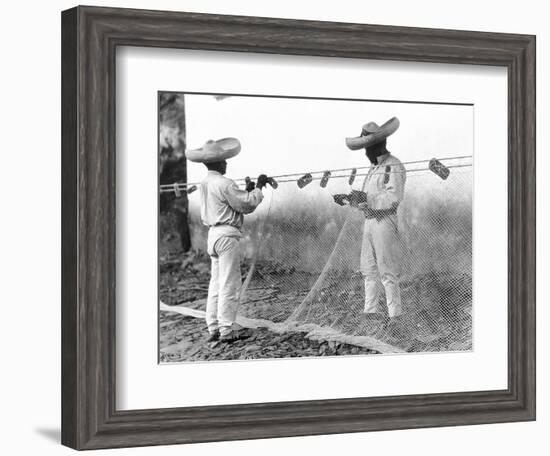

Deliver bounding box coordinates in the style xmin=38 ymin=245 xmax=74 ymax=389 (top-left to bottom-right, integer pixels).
xmin=158 ymin=92 xmax=473 ymax=362
xmin=0 ymin=0 xmax=544 ymax=453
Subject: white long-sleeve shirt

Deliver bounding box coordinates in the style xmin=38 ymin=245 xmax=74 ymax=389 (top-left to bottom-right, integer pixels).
xmin=200 ymin=171 xmax=264 ymax=239
xmin=359 ymin=153 xmax=406 ymax=211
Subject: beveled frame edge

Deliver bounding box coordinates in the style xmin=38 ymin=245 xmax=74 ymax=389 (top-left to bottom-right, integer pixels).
xmin=61 ymin=5 xmax=536 ymax=450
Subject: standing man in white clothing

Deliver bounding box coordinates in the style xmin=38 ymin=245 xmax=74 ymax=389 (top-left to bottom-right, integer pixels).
xmin=186 ymin=138 xmax=267 ymax=343
xmin=335 ymin=117 xmax=406 ymax=333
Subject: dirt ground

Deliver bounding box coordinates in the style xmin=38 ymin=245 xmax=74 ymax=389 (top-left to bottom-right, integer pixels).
xmin=159 ymin=249 xmax=381 ymax=362
xmin=159 ymin=248 xmax=472 ymax=362
xmin=159 ymin=310 xmax=377 ymax=363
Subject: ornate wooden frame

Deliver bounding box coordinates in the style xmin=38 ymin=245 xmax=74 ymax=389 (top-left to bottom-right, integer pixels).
xmin=61 ymin=6 xmax=536 ymax=450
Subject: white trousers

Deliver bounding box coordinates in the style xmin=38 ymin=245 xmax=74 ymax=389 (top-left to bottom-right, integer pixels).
xmin=206 ymin=235 xmax=241 ymax=335
xmin=360 ymin=215 xmax=403 ymax=318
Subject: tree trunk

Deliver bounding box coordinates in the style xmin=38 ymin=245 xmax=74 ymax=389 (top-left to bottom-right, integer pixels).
xmin=159 ymin=94 xmax=191 ymax=252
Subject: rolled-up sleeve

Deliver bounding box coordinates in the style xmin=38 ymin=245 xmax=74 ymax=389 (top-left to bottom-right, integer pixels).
xmin=370 ymin=164 xmax=406 ymax=211
xmin=224 ymin=182 xmax=264 ymax=214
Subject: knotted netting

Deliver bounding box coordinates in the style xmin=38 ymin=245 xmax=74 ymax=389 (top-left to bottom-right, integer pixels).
xmin=182 ymin=157 xmax=472 ymax=353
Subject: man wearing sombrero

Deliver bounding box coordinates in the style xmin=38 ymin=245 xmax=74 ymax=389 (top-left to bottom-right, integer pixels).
xmin=187 ymin=138 xmax=268 ymax=343
xmin=337 ymin=117 xmax=406 ymax=332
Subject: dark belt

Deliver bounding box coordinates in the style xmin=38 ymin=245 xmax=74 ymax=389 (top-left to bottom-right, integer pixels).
xmin=364 ymin=207 xmax=397 ymax=220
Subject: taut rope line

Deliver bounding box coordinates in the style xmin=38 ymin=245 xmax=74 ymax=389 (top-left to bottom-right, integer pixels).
xmin=160 ymin=155 xmax=472 ymax=193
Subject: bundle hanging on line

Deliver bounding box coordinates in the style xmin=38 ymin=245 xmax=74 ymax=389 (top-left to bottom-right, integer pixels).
xmin=320 ymin=171 xmax=331 ymax=188
xmin=428 ymin=158 xmax=450 ymax=180
xmin=348 ymin=168 xmax=357 ymax=186
xmin=267 ymin=177 xmax=278 ymax=189
xmin=297 ymin=173 xmax=313 ymax=188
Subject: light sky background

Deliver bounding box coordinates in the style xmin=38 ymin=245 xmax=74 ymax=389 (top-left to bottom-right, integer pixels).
xmin=183 ymin=94 xmax=474 ymax=184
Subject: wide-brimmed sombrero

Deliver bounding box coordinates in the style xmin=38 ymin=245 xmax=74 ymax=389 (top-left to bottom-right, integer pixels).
xmin=186 ymin=138 xmax=241 ymax=163
xmin=345 ymin=117 xmax=400 ymax=150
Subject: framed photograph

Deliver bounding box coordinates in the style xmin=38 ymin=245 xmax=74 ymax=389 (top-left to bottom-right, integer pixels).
xmin=61 ymin=5 xmax=536 ymax=450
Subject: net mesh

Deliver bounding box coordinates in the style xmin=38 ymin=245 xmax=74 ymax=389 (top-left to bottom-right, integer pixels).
xmin=185 ymin=158 xmax=472 ymax=353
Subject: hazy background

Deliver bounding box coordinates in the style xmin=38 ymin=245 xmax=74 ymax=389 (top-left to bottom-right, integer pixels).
xmin=183 ymin=94 xmax=473 ymax=277
xmin=185 ymin=94 xmax=473 ymax=183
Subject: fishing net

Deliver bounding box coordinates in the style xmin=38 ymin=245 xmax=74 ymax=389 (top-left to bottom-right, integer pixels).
xmin=179 ymin=157 xmax=472 ymax=353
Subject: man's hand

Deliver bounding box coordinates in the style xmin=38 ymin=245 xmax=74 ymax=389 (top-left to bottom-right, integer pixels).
xmin=256 ymin=174 xmax=269 ymax=190
xmin=332 ymin=194 xmax=349 ymax=206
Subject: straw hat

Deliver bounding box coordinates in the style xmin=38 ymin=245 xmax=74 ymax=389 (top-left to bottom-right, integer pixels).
xmin=186 ymin=138 xmax=241 ymax=163
xmin=345 ymin=117 xmax=400 ymax=150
